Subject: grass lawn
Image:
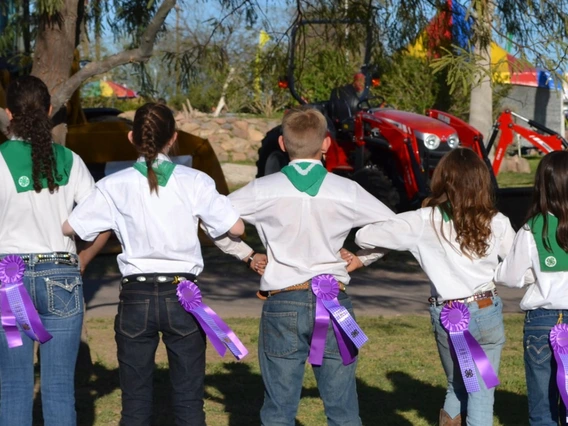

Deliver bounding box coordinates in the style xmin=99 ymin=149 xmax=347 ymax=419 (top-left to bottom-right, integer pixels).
xmin=495 ymin=156 xmax=540 ymax=188
xmin=50 ymin=314 xmax=529 ymax=426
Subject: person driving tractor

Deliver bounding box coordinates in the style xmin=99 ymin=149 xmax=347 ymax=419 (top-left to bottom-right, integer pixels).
xmin=328 ymin=72 xmax=367 ymax=124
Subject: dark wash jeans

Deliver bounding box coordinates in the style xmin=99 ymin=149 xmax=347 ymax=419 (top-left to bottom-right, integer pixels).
xmin=523 ymin=309 xmax=568 ymax=426
xmin=114 ymin=275 xmax=206 ymax=426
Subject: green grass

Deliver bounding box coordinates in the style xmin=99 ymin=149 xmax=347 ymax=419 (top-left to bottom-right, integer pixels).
xmin=496 ymin=156 xmax=541 ymax=188
xmin=47 ymin=314 xmax=529 ymax=425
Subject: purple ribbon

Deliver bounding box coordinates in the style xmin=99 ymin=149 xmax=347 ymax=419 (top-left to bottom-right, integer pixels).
xmin=441 ymin=302 xmax=500 ymax=393
xmin=550 ymin=323 xmax=568 ymax=423
xmin=176 ymin=280 xmax=248 ymax=360
xmin=309 ymin=274 xmax=368 ymax=366
xmin=0 ymin=255 xmax=52 ymax=348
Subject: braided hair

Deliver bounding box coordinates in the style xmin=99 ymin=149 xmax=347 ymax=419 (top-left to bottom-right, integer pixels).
xmin=131 ymin=103 xmax=176 ymax=194
xmin=6 ymin=76 xmax=58 ymax=193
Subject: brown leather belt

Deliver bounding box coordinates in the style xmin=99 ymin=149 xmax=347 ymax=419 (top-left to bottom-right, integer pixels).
xmin=257 ymin=281 xmax=347 ymax=300
xmin=428 ymin=289 xmax=497 ymax=309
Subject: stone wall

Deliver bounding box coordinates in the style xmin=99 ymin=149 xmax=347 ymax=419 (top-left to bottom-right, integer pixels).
xmin=176 ymin=115 xmax=280 ymax=163
xmin=119 ymin=110 xmax=280 ymax=163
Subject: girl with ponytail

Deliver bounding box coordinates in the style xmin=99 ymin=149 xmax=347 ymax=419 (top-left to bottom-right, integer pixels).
xmin=64 ymin=102 xmax=245 ymax=426
xmin=0 ymin=75 xmax=106 ymax=426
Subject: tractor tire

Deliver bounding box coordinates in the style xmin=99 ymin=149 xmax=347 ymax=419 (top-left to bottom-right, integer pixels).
xmin=352 ymin=167 xmax=400 ymax=212
xmin=256 ymin=126 xmax=290 ymax=177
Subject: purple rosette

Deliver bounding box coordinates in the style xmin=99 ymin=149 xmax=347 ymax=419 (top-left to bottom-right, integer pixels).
xmin=176 ymin=280 xmax=248 ymax=360
xmin=0 ymin=256 xmax=52 ymax=348
xmin=441 ymin=302 xmax=500 ymax=393
xmin=0 ymin=255 xmax=24 ymax=283
xmin=309 ymin=274 xmax=368 ymax=366
xmin=550 ymin=323 xmax=568 ymax=424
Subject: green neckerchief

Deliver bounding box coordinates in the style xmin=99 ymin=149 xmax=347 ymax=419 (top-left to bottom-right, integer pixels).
xmin=0 ymin=140 xmax=73 ymax=193
xmin=132 ymin=159 xmax=176 ymax=186
xmin=438 ymin=204 xmax=452 ymax=222
xmin=280 ymin=161 xmax=327 ymax=197
xmin=528 ymin=214 xmax=568 ymax=271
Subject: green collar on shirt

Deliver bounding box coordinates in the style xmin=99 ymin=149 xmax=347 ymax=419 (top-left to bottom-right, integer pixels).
xmin=529 ymin=214 xmax=568 ymax=272
xmin=280 ymin=161 xmax=327 ymax=196
xmin=0 ymin=139 xmax=73 ymax=193
xmin=133 ymin=159 xmax=176 ymax=187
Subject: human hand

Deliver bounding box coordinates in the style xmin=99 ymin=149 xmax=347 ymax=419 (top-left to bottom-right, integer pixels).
xmin=340 ymin=248 xmax=364 ymax=273
xmin=250 ymin=253 xmax=267 ymax=276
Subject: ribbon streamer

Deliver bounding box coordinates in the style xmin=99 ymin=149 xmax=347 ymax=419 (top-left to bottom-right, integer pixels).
xmin=441 ymin=302 xmax=500 ymax=393
xmin=550 ymin=323 xmax=568 ymax=424
xmin=309 ymin=274 xmax=367 ymax=366
xmin=0 ymin=255 xmax=52 ymax=348
xmin=176 ymin=280 xmax=248 ymax=360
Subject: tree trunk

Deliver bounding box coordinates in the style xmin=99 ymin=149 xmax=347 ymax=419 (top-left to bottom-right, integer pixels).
xmin=468 ymin=43 xmax=493 ymax=145
xmin=468 ymin=0 xmax=494 ymax=146
xmin=31 ymin=0 xmax=79 ymax=145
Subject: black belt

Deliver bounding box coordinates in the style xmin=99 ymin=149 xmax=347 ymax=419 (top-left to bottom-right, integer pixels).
xmin=121 ymin=273 xmax=197 ymax=285
xmin=0 ymin=252 xmax=78 ymax=266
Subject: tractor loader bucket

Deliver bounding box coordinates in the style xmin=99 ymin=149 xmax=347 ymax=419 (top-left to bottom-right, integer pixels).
xmin=66 ymin=120 xmax=230 ymax=250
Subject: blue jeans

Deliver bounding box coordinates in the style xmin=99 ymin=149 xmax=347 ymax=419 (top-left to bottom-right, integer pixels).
xmin=0 ymin=256 xmax=84 ymax=426
xmin=114 ymin=276 xmax=207 ymax=426
xmin=524 ymin=309 xmax=568 ymax=426
xmin=259 ymin=288 xmax=362 ymax=426
xmin=430 ymin=296 xmax=505 ymax=426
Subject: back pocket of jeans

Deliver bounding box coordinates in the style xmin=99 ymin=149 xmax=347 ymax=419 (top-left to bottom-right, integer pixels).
xmin=525 ymin=332 xmax=552 ymax=365
xmin=165 ymin=299 xmax=199 ymax=337
xmin=46 ymin=276 xmax=82 ymax=317
xmin=118 ymin=300 xmax=150 ymax=338
xmin=262 ymin=311 xmax=298 ymax=357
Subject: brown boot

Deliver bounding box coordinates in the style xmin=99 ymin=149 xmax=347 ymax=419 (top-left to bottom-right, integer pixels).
xmin=439 ymin=409 xmax=463 ymax=426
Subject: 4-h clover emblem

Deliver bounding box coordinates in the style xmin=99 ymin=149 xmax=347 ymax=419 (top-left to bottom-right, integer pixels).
xmin=18 ymin=176 xmax=30 ymax=188
xmin=545 ymin=256 xmax=557 ymax=268
xmin=464 ymin=369 xmax=474 ymax=378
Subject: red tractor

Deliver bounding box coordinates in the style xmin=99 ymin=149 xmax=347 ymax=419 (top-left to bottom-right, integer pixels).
xmin=257 ymin=19 xmax=473 ymax=212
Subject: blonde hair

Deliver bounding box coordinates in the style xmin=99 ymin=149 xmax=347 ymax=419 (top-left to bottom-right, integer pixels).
xmin=281 ymin=107 xmax=327 ymax=159
xmin=423 ymin=148 xmax=497 ymax=258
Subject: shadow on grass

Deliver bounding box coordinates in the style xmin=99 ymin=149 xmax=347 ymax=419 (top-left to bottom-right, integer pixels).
xmin=31 ymin=362 xmax=528 ymax=426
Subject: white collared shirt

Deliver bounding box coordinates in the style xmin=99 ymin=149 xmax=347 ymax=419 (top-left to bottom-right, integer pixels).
xmin=494 ymin=226 xmax=568 ymax=310
xmin=355 ymin=207 xmax=515 ymax=301
xmin=68 ymin=154 xmax=239 ymax=276
xmin=0 ymin=148 xmax=94 ymax=254
xmin=220 ymin=159 xmax=395 ymax=291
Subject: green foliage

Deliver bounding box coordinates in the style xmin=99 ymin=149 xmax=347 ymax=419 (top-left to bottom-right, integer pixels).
xmin=379 ymin=53 xmax=438 ymax=114
xmin=37 ymin=0 xmax=64 ymax=15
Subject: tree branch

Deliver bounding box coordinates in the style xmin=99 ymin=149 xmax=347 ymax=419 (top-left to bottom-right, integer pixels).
xmin=50 ymin=0 xmax=177 ymax=113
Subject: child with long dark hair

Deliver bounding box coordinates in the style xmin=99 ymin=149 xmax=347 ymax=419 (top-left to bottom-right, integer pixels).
xmin=63 ymin=102 xmax=244 ymax=426
xmin=495 ymin=151 xmax=568 ymax=425
xmin=0 ymin=75 xmax=104 ymax=426
xmin=350 ymin=148 xmax=515 ymax=425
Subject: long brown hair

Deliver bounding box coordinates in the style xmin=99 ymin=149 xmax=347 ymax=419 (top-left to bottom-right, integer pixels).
xmin=6 ymin=75 xmax=58 ymax=193
xmin=423 ymin=148 xmax=497 ymax=258
xmin=131 ymin=103 xmax=176 ymax=194
xmin=526 ymin=151 xmax=568 ymax=251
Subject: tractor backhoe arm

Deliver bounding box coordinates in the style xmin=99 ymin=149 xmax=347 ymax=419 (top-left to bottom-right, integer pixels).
xmin=487 ymin=110 xmax=568 ymax=175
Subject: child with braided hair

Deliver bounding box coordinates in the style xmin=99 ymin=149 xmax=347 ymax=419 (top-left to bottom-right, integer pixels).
xmin=63 ymin=102 xmax=245 ymax=426
xmin=0 ymin=75 xmax=107 ymax=426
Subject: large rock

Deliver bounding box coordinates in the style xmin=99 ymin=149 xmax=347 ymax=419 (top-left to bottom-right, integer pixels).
xmin=180 ymin=122 xmax=201 ymax=134
xmin=500 ymin=155 xmax=531 ymax=173
xmin=248 ymin=127 xmax=265 ymax=142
